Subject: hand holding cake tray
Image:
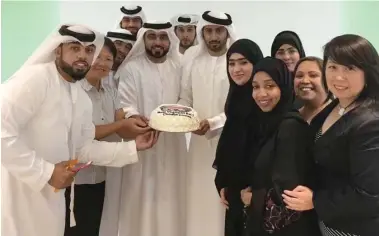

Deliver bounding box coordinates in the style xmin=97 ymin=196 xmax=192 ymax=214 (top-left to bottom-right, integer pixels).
xmin=148 ymin=104 xmax=201 ymax=133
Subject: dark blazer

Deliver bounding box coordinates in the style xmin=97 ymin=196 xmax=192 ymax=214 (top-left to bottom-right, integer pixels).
xmin=311 ymin=100 xmax=379 ymax=236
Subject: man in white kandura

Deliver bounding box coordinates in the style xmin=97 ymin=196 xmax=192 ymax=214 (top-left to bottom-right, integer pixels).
xmin=171 ymin=13 xmax=199 ymax=57
xmin=170 ymin=13 xmax=200 ymax=147
xmin=102 ymin=28 xmax=137 ymax=90
xmin=116 ymin=21 xmax=187 ymax=236
xmin=178 ymin=11 xmax=238 ymax=236
xmin=115 ymin=4 xmax=147 ymax=35
xmin=1 ymin=24 xmax=157 ymax=236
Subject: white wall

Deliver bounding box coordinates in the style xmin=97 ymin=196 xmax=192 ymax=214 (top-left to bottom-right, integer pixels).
xmin=59 ymin=1 xmax=343 ymax=57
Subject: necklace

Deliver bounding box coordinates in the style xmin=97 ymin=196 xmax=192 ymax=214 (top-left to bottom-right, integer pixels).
xmin=337 ymin=100 xmax=356 ymax=116
xmin=337 ymin=105 xmax=346 ymax=116
xmin=303 ymin=100 xmax=331 ymax=123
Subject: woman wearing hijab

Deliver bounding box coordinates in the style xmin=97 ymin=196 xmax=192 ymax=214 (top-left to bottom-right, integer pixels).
xmin=271 ymin=31 xmax=306 ymax=73
xmin=213 ymin=39 xmax=264 ymax=236
xmin=271 ymin=30 xmax=306 ymax=109
xmin=241 ymin=57 xmax=320 ymax=236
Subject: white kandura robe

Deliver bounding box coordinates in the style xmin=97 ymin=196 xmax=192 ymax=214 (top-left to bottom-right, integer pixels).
xmin=1 ymin=62 xmax=139 ymax=236
xmin=179 ymin=47 xmax=192 ymax=150
xmin=179 ymin=50 xmax=230 ymax=236
xmin=115 ymin=55 xmax=187 ymax=236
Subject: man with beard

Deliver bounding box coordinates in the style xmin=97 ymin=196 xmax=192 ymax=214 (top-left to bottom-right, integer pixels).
xmin=1 ymin=24 xmax=158 ymax=236
xmin=115 ymin=5 xmax=146 ymax=35
xmin=115 ymin=21 xmax=187 ymax=236
xmin=171 ymin=14 xmax=199 ymax=56
xmin=102 ymin=28 xmax=137 ymax=90
xmin=178 ymin=11 xmax=238 ymax=236
xmin=64 ymin=37 xmax=152 ymax=236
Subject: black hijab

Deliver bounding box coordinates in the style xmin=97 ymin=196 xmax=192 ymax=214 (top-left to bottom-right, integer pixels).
xmin=271 ymin=31 xmax=305 ymax=109
xmin=213 ymin=39 xmax=263 ymax=190
xmin=271 ymin=30 xmax=306 ymax=58
xmin=247 ymin=58 xmax=304 ymax=235
xmin=224 ymin=39 xmax=264 ymax=119
xmin=252 ymin=57 xmax=294 ymax=144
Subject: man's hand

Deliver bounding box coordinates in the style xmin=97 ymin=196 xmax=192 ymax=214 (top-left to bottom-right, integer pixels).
xmin=48 ymin=161 xmax=76 ymax=189
xmin=135 ymin=130 xmax=160 ymax=151
xmin=130 ymin=115 xmax=149 ymax=125
xmin=192 ymin=119 xmax=210 ymax=136
xmin=118 ymin=117 xmax=151 ymax=139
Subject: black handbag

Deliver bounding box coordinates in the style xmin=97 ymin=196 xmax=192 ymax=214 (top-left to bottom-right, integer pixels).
xmin=262 ymin=187 xmax=301 ymax=234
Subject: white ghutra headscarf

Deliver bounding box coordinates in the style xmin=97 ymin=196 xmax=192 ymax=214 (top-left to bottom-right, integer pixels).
xmin=5 ymin=24 xmax=105 ymax=228
xmin=115 ymin=20 xmax=180 ymax=77
xmin=171 ymin=14 xmax=199 ymax=27
xmin=114 ymin=5 xmax=147 ymax=30
xmin=21 ymin=24 xmax=104 ymax=69
xmin=182 ymin=10 xmax=238 ymax=62
xmin=106 ymin=28 xmax=137 ymax=46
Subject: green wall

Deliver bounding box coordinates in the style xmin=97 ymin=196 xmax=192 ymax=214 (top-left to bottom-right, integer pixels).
xmin=2 ymin=1 xmax=379 ymax=82
xmin=1 ymin=0 xmax=60 ymax=82
xmin=341 ymin=1 xmax=379 ymax=49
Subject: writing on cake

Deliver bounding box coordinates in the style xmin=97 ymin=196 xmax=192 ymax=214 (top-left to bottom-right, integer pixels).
xmin=158 ymin=105 xmax=193 ymax=118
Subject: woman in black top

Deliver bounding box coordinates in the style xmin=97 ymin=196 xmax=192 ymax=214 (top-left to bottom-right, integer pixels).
xmin=283 ymin=34 xmax=379 ymax=236
xmin=242 ymin=57 xmax=320 ymax=236
xmin=271 ymin=31 xmax=306 ymax=109
xmin=271 ymin=31 xmax=306 ymax=74
xmin=213 ymin=38 xmax=264 ymax=236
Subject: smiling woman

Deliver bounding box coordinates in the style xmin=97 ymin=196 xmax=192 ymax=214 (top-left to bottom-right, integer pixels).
xmin=293 ymin=57 xmax=331 ymax=123
xmin=252 ymin=71 xmax=282 ymax=112
xmin=271 ymin=31 xmax=306 ymax=73
xmin=228 ymin=53 xmax=254 ymax=86
xmin=85 ymin=37 xmax=117 ymax=89
xmin=283 ymin=34 xmax=379 ymax=236
xmin=213 ymin=38 xmax=263 ymax=236
xmin=246 ymin=57 xmax=321 ymax=235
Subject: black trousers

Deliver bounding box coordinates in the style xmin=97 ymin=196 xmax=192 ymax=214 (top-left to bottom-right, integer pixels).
xmin=64 ymin=181 xmax=105 ymax=236
xmin=225 ymin=188 xmax=246 ymax=236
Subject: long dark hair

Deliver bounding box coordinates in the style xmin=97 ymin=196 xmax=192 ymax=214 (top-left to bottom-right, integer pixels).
xmin=294 ymin=56 xmax=323 ymax=76
xmin=322 ymin=34 xmax=379 ymax=103
xmin=224 ymin=39 xmax=264 ymax=118
xmin=103 ymin=37 xmax=117 ymax=59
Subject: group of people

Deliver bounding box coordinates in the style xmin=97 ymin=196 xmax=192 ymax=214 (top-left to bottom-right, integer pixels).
xmin=2 ymin=4 xmax=379 ymax=236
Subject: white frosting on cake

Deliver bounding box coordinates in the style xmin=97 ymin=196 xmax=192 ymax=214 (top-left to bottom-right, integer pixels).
xmin=149 ymin=104 xmax=200 ymax=132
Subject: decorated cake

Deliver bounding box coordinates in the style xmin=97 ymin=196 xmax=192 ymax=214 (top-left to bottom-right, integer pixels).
xmin=149 ymin=104 xmax=200 ymax=132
